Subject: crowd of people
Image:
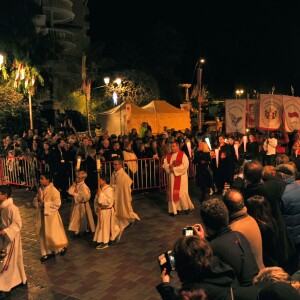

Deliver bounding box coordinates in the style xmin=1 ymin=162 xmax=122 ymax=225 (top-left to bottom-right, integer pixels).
xmin=2 ymin=119 xmax=300 ymax=297
xmin=156 ymin=129 xmax=300 ymax=299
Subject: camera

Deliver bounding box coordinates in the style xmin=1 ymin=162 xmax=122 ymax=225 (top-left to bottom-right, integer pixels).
xmin=157 ymin=250 xmax=175 ymax=274
xmin=183 ymin=226 xmax=194 ymax=236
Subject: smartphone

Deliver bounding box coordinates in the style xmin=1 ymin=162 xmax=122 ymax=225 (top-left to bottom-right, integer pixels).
xmin=157 ymin=250 xmax=175 ymax=274
xmin=183 ymin=226 xmax=194 ymax=236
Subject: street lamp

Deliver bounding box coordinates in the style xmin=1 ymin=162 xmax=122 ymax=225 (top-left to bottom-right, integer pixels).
xmin=104 ymin=77 xmax=123 ymax=135
xmin=235 ymin=89 xmax=244 ymax=99
xmin=0 ymin=54 xmax=3 ymax=68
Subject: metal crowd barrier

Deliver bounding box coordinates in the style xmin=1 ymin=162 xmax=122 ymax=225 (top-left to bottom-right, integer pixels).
xmin=0 ymin=155 xmax=194 ymax=192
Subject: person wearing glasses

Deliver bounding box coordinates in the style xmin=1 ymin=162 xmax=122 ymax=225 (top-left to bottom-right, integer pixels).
xmin=110 ymin=158 xmax=140 ymax=231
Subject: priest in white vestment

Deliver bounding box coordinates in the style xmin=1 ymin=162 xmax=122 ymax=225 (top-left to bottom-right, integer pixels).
xmin=162 ymin=141 xmax=194 ymax=216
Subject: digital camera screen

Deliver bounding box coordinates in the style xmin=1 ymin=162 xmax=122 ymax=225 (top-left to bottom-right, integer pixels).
xmin=183 ymin=226 xmax=194 ymax=236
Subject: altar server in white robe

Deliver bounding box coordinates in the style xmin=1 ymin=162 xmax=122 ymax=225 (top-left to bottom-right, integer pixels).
xmin=0 ymin=185 xmax=27 ymax=292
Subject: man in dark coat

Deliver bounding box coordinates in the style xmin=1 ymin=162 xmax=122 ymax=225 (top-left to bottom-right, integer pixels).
xmin=194 ymin=197 xmax=259 ymax=286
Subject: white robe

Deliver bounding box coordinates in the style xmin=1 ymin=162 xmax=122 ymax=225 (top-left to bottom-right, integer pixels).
xmin=0 ymin=198 xmax=27 ymax=292
xmin=110 ymin=168 xmax=140 ymax=231
xmin=33 ymin=183 xmax=68 ymax=256
xmin=68 ymin=182 xmax=95 ymax=234
xmin=93 ymin=185 xmax=120 ymax=244
xmin=162 ymin=151 xmax=194 ymax=214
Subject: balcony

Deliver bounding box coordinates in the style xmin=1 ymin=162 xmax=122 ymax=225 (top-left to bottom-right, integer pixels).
xmin=41 ymin=0 xmax=75 ymax=24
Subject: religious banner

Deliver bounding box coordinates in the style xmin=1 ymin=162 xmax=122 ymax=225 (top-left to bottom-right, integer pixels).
xmin=247 ymin=99 xmax=258 ymax=128
xmin=225 ymin=99 xmax=246 ymax=134
xmin=258 ymin=94 xmax=282 ymax=130
xmin=282 ymin=95 xmax=300 ymax=132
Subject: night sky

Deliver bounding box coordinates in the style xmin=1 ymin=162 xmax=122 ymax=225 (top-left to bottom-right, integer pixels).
xmin=89 ymin=1 xmax=300 ymax=99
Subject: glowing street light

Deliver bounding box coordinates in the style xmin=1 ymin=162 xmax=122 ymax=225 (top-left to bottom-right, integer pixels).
xmin=104 ymin=77 xmax=123 ymax=134
xmin=235 ymin=89 xmax=244 ymax=99
xmin=0 ymin=54 xmax=3 ymax=68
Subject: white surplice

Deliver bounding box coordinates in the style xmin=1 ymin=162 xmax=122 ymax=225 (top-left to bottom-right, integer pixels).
xmin=0 ymin=198 xmax=27 ymax=292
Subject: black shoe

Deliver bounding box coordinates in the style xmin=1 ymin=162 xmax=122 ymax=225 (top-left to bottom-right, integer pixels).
xmin=40 ymin=254 xmax=53 ymax=262
xmin=60 ymin=247 xmax=67 ymax=256
xmin=168 ymin=213 xmax=175 ymax=217
xmin=177 ymin=210 xmax=180 ymax=215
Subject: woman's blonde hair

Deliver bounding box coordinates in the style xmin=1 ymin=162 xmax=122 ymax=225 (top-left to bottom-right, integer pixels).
xmin=253 ymin=267 xmax=291 ymax=285
xmin=197 ymin=141 xmax=210 ymax=153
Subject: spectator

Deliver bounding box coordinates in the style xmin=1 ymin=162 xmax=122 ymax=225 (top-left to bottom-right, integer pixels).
xmin=122 ymin=142 xmax=138 ymax=179
xmin=106 ymin=141 xmax=124 ymax=161
xmin=274 ymin=163 xmax=300 ymax=265
xmin=98 ymin=138 xmax=111 ymax=162
xmin=48 ymin=138 xmax=69 ymax=200
xmin=193 ymin=141 xmax=213 ymax=201
xmin=246 ymin=133 xmax=259 ymax=161
xmin=243 ymin=160 xmax=297 ymax=274
xmin=223 ymin=189 xmax=265 ymax=270
xmin=245 ymin=195 xmax=279 ymax=267
xmin=156 ymin=236 xmax=237 ymax=300
xmin=194 ymin=197 xmax=259 ymax=286
xmin=263 ymin=132 xmax=278 ymax=166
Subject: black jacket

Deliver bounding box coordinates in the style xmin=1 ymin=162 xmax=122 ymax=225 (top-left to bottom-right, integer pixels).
xmin=156 ymin=256 xmax=237 ymax=300
xmin=207 ymin=226 xmax=259 ymax=286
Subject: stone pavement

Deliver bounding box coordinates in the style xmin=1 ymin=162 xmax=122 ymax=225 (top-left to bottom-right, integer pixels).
xmin=1 ymin=182 xmax=202 ymax=300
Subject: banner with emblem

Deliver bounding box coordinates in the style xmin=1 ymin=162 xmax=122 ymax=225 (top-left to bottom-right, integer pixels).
xmin=247 ymin=99 xmax=258 ymax=128
xmin=225 ymin=99 xmax=246 ymax=134
xmin=282 ymin=95 xmax=300 ymax=132
xmin=258 ymin=94 xmax=283 ymax=130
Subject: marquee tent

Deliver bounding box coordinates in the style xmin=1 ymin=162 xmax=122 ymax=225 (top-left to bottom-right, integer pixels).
xmin=142 ymin=100 xmax=191 ymax=133
xmin=97 ymin=102 xmax=156 ymax=136
xmin=97 ymin=100 xmax=191 ymax=136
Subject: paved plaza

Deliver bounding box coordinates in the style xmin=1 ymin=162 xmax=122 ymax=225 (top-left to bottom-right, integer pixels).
xmin=1 ymin=183 xmax=202 ymax=300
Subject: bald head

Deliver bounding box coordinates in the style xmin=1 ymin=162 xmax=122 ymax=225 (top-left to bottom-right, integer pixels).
xmin=223 ymin=189 xmax=245 ymax=214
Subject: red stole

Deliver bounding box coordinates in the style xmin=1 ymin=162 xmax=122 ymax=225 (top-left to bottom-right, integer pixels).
xmin=167 ymin=150 xmax=184 ymax=202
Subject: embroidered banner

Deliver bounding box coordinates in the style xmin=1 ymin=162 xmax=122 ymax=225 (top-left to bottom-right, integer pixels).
xmin=247 ymin=99 xmax=258 ymax=128
xmin=258 ymin=94 xmax=282 ymax=130
xmin=282 ymin=95 xmax=300 ymax=132
xmin=225 ymin=99 xmax=246 ymax=134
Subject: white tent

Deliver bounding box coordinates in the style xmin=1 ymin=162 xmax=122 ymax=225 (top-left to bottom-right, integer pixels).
xmin=142 ymin=100 xmax=191 ymax=133
xmin=97 ymin=100 xmax=191 ymax=136
xmin=97 ymin=102 xmax=156 ymax=136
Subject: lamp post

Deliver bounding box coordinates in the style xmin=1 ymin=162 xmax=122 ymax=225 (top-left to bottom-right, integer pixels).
xmin=198 ymin=58 xmax=205 ymax=131
xmin=235 ymin=89 xmax=244 ymax=99
xmin=24 ymin=76 xmax=35 ymax=129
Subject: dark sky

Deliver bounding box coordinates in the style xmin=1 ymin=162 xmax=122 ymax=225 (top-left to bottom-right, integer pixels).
xmin=89 ymin=1 xmax=300 ymax=98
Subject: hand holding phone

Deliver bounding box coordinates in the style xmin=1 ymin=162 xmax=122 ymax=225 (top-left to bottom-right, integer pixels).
xmin=157 ymin=250 xmax=175 ymax=274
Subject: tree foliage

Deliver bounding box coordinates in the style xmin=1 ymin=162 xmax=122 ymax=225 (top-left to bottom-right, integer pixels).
xmin=0 ymin=85 xmax=47 ymax=135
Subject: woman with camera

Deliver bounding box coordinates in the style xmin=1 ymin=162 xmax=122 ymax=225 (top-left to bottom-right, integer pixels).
xmin=156 ymin=236 xmax=237 ymax=300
